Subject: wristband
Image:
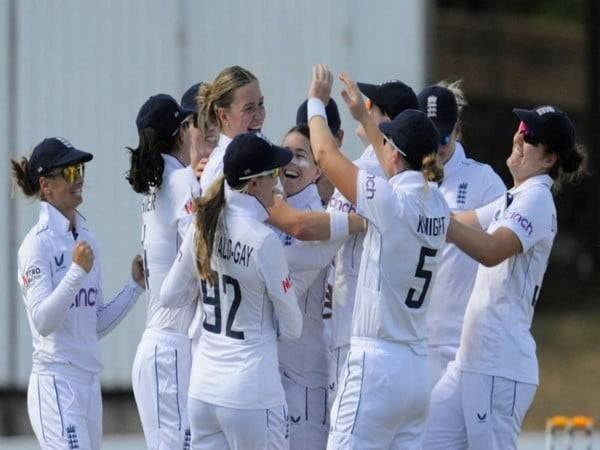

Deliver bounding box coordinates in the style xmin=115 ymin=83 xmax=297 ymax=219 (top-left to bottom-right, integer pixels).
xmin=307 ymin=98 xmax=327 ymax=124
xmin=329 ymin=210 xmax=350 ymax=241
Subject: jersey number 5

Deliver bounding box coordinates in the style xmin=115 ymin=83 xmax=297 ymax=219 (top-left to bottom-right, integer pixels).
xmin=405 ymin=246 xmax=437 ymax=309
xmin=201 ymin=272 xmax=245 ymax=340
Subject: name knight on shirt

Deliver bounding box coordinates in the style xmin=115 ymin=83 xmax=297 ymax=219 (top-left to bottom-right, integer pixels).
xmin=417 ymin=215 xmax=446 ymax=236
xmin=216 ymin=234 xmax=254 ymax=267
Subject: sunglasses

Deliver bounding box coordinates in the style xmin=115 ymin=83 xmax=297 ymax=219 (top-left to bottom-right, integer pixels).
xmin=518 ymin=120 xmax=543 ymax=147
xmin=440 ymin=134 xmax=451 ymax=146
xmin=383 ymin=135 xmax=407 ymax=157
xmin=238 ymin=167 xmax=280 ymax=181
xmin=48 ymin=163 xmax=85 ymax=184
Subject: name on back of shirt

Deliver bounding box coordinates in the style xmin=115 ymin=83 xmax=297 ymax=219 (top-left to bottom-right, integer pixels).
xmin=417 ymin=215 xmax=446 ymax=236
xmin=216 ymin=235 xmax=254 ymax=267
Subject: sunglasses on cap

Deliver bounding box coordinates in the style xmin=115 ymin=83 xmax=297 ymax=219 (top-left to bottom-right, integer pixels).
xmin=47 ymin=163 xmax=85 ymax=184
xmin=383 ymin=134 xmax=407 ymax=157
xmin=238 ymin=167 xmax=280 ymax=181
xmin=518 ymin=121 xmax=543 ymax=147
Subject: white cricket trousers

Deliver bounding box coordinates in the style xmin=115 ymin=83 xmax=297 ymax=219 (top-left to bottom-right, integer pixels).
xmin=280 ymin=370 xmax=328 ymax=450
xmin=27 ymin=366 xmax=102 ymax=450
xmin=327 ymin=344 xmax=350 ymax=413
xmin=327 ymin=337 xmax=430 ymax=450
xmin=132 ymin=329 xmax=192 ymax=450
xmin=188 ymin=397 xmax=289 ymax=450
xmin=427 ymin=344 xmax=458 ymax=389
xmin=423 ymin=362 xmax=537 ymax=450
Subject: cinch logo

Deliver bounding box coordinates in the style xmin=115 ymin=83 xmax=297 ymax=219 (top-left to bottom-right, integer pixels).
xmin=365 ymin=174 xmax=376 ymax=199
xmin=506 ymin=211 xmax=533 ymax=236
xmin=328 ymin=196 xmax=356 ymax=213
xmin=70 ymin=287 xmax=97 ymax=308
xmin=281 ymin=275 xmax=292 ymax=293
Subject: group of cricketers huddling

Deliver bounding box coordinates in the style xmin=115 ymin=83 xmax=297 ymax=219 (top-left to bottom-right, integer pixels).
xmin=13 ymin=63 xmax=587 ymax=449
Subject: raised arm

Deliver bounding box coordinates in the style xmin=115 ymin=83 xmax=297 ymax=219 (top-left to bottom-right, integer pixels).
xmin=307 ymin=64 xmax=359 ymax=205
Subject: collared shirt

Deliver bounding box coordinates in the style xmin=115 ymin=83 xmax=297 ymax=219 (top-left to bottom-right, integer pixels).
xmin=142 ymin=153 xmax=200 ymax=333
xmin=199 ymin=133 xmax=232 ymax=194
xmin=18 ymin=202 xmax=142 ymax=374
xmin=162 ymin=188 xmax=302 ymax=409
xmin=277 ymin=183 xmax=330 ymax=388
xmin=456 ymin=174 xmax=556 ymax=384
xmin=427 ymin=142 xmax=506 ymax=347
xmin=352 ymin=169 xmax=450 ymax=350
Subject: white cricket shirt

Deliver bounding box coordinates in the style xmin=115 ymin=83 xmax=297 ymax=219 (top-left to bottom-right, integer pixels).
xmin=18 ymin=202 xmax=142 ymax=375
xmin=199 ymin=133 xmax=232 ymax=194
xmin=277 ymin=183 xmax=330 ymax=388
xmin=352 ymin=170 xmax=450 ymax=351
xmin=325 ymin=155 xmax=385 ymax=352
xmin=142 ymin=154 xmax=199 ymax=333
xmin=162 ymin=188 xmax=302 ymax=409
xmin=427 ymin=142 xmax=505 ymax=347
xmin=456 ymin=174 xmax=556 ymax=385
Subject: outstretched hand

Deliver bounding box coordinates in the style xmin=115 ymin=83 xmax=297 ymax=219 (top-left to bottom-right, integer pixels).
xmin=308 ymin=64 xmax=334 ymax=104
xmin=339 ymin=73 xmax=369 ymax=123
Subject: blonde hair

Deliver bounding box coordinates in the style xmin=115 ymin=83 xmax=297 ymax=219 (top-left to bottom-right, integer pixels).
xmin=198 ymin=66 xmax=257 ymax=130
xmin=421 ymin=153 xmax=444 ymax=183
xmin=436 ymin=79 xmax=468 ymax=115
xmin=550 ymin=142 xmax=589 ymax=193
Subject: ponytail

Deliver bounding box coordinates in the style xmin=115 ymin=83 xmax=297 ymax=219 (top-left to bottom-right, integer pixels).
xmin=11 ymin=157 xmax=39 ymax=197
xmin=550 ymin=143 xmax=589 ymax=193
xmin=194 ymin=176 xmax=227 ymax=282
xmin=126 ymin=128 xmax=177 ymax=194
xmin=198 ymin=66 xmax=257 ymax=130
xmin=421 ymin=153 xmax=444 ymax=184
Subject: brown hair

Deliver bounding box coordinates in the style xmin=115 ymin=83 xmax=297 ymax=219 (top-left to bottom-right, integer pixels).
xmin=198 ymin=66 xmax=257 ymax=130
xmin=194 ymin=176 xmax=227 ymax=282
xmin=420 ymin=153 xmax=444 ymax=183
xmin=11 ymin=157 xmax=39 ymax=198
xmin=548 ymin=142 xmax=588 ymax=193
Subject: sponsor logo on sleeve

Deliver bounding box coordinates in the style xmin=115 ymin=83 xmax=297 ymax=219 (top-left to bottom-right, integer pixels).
xmin=505 ymin=211 xmax=533 ymax=236
xmin=365 ymin=174 xmax=376 ymax=199
xmin=328 ymin=195 xmax=356 ymax=213
xmin=281 ymin=275 xmax=292 ymax=293
xmin=22 ymin=266 xmax=42 ymax=288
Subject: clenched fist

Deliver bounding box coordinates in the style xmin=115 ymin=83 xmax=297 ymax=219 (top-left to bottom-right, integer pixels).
xmin=131 ymin=254 xmax=145 ymax=289
xmin=72 ymin=241 xmax=94 ymax=273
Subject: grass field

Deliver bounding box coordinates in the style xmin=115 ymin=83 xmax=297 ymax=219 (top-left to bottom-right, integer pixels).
xmin=523 ymin=307 xmax=600 ymax=430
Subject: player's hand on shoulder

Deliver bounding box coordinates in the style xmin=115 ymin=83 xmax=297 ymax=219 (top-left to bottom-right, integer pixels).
xmin=131 ymin=254 xmax=145 ymax=289
xmin=308 ymin=64 xmax=334 ymax=104
xmin=72 ymin=241 xmax=94 ymax=273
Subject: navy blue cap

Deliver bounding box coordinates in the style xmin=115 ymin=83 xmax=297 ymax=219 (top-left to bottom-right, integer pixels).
xmin=181 ymin=82 xmax=202 ymax=114
xmin=379 ymin=109 xmax=439 ymax=170
xmin=357 ymin=80 xmax=418 ymax=120
xmin=223 ymin=133 xmax=293 ymax=187
xmin=136 ymin=94 xmax=186 ymax=139
xmin=296 ymin=98 xmax=341 ymax=135
xmin=417 ymin=85 xmax=458 ymax=141
xmin=513 ymin=106 xmax=575 ymax=157
xmin=28 ymin=137 xmax=93 ymax=188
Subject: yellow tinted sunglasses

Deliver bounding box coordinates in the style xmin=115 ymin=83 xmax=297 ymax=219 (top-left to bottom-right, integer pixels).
xmin=49 ymin=163 xmax=85 ymax=183
xmin=238 ymin=167 xmax=280 ymax=181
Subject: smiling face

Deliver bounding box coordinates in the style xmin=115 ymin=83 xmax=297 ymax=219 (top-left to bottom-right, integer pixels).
xmin=281 ymin=131 xmax=320 ymax=196
xmin=219 ymin=80 xmax=265 ymax=138
xmin=507 ymin=123 xmax=557 ymax=186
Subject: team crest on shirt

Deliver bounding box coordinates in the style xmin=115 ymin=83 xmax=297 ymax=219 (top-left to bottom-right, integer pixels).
xmin=457 ymin=182 xmax=468 ymax=206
